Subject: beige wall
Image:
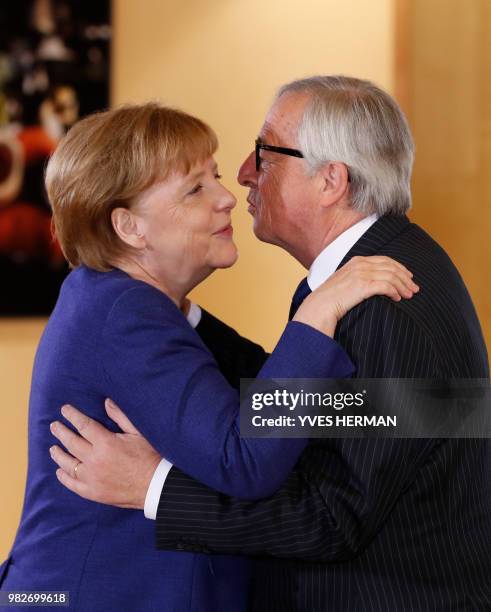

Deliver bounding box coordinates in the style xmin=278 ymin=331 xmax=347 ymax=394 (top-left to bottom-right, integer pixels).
xmin=1 ymin=0 xmax=395 ymax=559
xmin=401 ymin=0 xmax=491 ymax=349
xmin=0 ymin=320 xmax=45 ymax=557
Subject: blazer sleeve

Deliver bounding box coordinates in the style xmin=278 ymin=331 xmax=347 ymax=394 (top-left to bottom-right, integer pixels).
xmin=100 ymin=284 xmax=354 ymax=501
xmin=156 ymin=300 xmax=443 ymax=562
xmin=195 ymin=309 xmax=269 ymax=388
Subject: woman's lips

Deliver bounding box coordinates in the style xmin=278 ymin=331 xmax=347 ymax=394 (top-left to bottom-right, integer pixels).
xmin=213 ymin=224 xmax=233 ymax=237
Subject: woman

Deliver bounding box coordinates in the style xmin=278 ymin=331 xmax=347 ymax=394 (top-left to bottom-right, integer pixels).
xmin=0 ymin=104 xmax=416 ymax=611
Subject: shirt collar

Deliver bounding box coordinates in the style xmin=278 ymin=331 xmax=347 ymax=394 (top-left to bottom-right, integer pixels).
xmin=307 ymin=214 xmax=379 ymax=291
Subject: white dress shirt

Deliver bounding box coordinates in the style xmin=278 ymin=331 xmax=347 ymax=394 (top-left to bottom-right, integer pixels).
xmin=144 ymin=214 xmax=378 ymax=519
xmin=307 ymin=213 xmax=379 ymax=290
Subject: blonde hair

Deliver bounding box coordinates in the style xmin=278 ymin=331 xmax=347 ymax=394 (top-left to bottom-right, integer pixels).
xmin=277 ymin=76 xmax=414 ymax=215
xmin=46 ymin=103 xmax=218 ymax=270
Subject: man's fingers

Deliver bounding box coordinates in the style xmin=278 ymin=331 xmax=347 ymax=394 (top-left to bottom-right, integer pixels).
xmin=50 ymin=420 xmax=92 ymax=461
xmin=105 ymin=398 xmax=140 ymax=435
xmin=55 ymin=468 xmax=90 ymax=499
xmin=49 ymin=444 xmax=83 ymax=477
xmin=60 ymin=404 xmax=110 ymax=444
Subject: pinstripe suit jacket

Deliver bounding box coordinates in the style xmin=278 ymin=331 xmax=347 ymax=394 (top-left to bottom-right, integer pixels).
xmin=156 ymin=215 xmax=491 ymax=611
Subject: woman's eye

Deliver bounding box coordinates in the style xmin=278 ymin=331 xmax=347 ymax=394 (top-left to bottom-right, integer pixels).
xmin=188 ymin=184 xmax=202 ymax=195
xmin=187 ymin=174 xmax=221 ymax=196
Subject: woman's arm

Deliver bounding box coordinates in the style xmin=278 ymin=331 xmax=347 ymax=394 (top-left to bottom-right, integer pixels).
xmin=99 ymin=284 xmax=353 ymax=500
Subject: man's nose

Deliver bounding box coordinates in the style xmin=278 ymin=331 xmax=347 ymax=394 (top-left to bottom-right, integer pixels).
xmin=237 ymin=151 xmax=257 ymax=187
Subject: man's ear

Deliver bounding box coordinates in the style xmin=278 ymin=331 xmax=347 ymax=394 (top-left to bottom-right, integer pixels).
xmin=318 ymin=161 xmax=350 ymax=208
xmin=111 ymin=208 xmax=146 ymax=249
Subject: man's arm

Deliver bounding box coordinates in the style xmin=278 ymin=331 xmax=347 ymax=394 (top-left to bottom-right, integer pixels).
xmin=196 ymin=309 xmax=269 ymax=387
xmin=157 ymin=437 xmax=437 ymax=561
xmin=156 ymin=300 xmax=443 ymax=561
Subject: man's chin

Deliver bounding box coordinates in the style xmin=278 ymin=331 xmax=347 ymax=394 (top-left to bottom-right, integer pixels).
xmin=252 ymin=219 xmax=273 ymax=244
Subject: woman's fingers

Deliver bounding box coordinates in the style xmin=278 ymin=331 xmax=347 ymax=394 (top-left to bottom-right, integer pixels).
xmin=371 ymin=262 xmax=418 ymax=293
xmin=346 ymin=257 xmax=419 ymax=297
xmin=366 ymin=279 xmax=403 ymax=302
xmin=351 ymin=255 xmax=413 ymax=277
xmin=293 ymin=255 xmax=419 ymax=337
xmin=362 ymin=270 xmax=417 ymax=300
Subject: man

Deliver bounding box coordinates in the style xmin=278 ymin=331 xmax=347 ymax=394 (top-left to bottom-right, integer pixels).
xmin=50 ymin=76 xmax=490 ymax=610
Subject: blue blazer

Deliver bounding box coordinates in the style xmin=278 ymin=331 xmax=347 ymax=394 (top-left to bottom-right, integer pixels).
xmin=0 ymin=266 xmax=353 ymax=611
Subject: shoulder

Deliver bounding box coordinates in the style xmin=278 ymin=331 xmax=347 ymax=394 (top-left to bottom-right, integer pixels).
xmin=58 ymin=265 xmax=147 ymax=307
xmin=381 ymin=221 xmax=463 ymax=288
xmin=337 ymin=294 xmax=431 ymax=342
xmin=366 ymin=221 xmax=474 ymax=335
xmin=105 ymin=277 xmax=184 ymax=328
xmin=335 ymin=295 xmax=443 ymax=375
xmin=63 ymin=266 xmax=182 ymax=322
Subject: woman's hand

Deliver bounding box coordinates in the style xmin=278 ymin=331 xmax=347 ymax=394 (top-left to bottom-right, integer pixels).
xmin=294 ymin=256 xmax=419 ymax=337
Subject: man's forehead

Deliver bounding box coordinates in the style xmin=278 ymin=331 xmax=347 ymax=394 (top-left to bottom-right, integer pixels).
xmin=259 ymin=92 xmax=310 ymax=145
xmin=258 ymin=120 xmax=279 ymax=143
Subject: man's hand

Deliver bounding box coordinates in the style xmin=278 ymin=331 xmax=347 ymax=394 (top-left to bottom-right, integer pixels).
xmin=49 ymin=399 xmax=161 ymax=509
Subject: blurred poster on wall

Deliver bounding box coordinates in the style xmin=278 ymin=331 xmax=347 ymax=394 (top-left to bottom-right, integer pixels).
xmin=0 ymin=0 xmax=110 ymax=315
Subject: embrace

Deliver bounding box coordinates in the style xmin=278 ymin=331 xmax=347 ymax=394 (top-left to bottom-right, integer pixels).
xmin=1 ymin=76 xmax=489 ymax=612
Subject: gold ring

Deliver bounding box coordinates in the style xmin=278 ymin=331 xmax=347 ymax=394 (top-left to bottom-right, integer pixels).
xmin=73 ymin=461 xmax=82 ymax=478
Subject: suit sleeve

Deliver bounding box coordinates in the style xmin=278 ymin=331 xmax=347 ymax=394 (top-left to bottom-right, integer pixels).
xmin=195 ymin=309 xmax=269 ymax=388
xmin=156 ymin=299 xmax=443 ymax=561
xmin=101 ymin=284 xmax=354 ymax=501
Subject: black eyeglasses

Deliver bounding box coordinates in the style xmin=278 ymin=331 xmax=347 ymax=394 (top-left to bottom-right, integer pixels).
xmin=255 ymin=138 xmax=304 ymax=172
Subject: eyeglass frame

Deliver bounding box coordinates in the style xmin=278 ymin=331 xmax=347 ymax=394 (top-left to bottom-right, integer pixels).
xmin=255 ymin=138 xmax=304 ymax=172
xmin=254 ymin=138 xmax=351 ymax=181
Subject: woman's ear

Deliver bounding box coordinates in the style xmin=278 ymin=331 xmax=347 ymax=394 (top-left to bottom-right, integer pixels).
xmin=111 ymin=208 xmax=146 ymax=249
xmin=318 ymin=161 xmax=350 ymax=209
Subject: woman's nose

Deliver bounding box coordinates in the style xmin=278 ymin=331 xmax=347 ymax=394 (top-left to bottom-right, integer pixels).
xmin=217 ymin=185 xmax=236 ymax=210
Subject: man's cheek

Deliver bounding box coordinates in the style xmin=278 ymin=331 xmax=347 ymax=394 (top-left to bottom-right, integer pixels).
xmin=260 ymin=175 xmax=280 ymax=210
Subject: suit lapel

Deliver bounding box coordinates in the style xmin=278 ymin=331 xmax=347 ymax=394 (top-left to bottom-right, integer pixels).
xmin=337 ymin=214 xmax=411 ymax=270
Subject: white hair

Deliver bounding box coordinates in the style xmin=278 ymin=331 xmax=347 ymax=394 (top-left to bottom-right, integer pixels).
xmin=277 ymin=75 xmax=414 ymax=215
